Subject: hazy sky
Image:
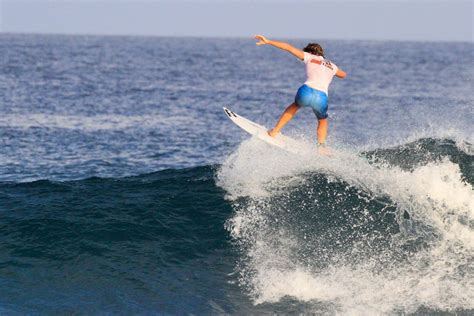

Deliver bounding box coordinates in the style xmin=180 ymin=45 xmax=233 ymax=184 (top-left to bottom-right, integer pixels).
xmin=1 ymin=0 xmax=472 ymax=41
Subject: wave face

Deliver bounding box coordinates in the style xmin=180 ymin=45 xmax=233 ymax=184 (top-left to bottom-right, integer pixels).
xmin=218 ymin=137 xmax=473 ymax=314
xmin=0 ymin=138 xmax=472 ymax=314
xmin=0 ymin=166 xmax=239 ymax=314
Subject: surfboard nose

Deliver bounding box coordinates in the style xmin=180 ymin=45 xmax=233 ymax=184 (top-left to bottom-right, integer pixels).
xmin=223 ymin=107 xmax=237 ymax=118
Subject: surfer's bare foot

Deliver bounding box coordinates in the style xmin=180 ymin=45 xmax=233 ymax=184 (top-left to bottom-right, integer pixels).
xmin=317 ymin=145 xmax=331 ymax=156
xmin=267 ymin=129 xmax=278 ymax=137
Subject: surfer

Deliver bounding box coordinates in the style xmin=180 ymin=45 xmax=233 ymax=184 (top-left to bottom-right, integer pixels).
xmin=254 ymin=35 xmax=346 ymax=149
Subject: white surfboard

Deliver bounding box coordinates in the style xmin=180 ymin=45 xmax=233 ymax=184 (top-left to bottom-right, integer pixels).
xmin=223 ymin=107 xmax=307 ymax=154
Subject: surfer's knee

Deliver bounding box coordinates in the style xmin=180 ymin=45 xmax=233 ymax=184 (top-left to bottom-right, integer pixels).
xmin=318 ymin=118 xmax=328 ymax=125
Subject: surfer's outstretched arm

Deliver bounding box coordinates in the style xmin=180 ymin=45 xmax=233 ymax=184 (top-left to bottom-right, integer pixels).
xmin=335 ymin=69 xmax=347 ymax=78
xmin=255 ymin=35 xmax=304 ymax=60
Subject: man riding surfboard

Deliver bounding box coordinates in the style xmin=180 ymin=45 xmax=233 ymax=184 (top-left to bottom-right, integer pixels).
xmin=254 ymin=35 xmax=346 ymax=151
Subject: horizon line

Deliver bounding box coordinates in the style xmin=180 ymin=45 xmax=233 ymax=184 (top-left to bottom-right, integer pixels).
xmin=1 ymin=31 xmax=473 ymax=45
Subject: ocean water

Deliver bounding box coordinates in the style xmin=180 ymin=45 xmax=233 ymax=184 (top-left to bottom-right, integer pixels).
xmin=0 ymin=34 xmax=473 ymax=314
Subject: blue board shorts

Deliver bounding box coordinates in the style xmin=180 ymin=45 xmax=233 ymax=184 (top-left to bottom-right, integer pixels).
xmin=295 ymin=84 xmax=328 ymax=119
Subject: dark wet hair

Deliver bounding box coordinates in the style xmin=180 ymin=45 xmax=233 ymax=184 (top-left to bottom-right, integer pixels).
xmin=303 ymin=43 xmax=324 ymax=57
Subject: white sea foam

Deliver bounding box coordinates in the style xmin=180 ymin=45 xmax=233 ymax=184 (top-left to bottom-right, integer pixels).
xmin=218 ymin=136 xmax=474 ymax=314
xmin=383 ymin=132 xmax=472 ymax=157
xmin=0 ymin=113 xmax=190 ymax=131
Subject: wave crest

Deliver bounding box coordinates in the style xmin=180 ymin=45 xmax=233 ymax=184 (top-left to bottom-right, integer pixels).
xmin=218 ymin=137 xmax=474 ymax=314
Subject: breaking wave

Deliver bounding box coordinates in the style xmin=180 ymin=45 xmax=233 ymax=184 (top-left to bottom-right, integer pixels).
xmin=217 ymin=137 xmax=473 ymax=314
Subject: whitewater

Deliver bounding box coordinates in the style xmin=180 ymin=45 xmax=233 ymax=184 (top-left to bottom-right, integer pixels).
xmin=219 ymin=136 xmax=473 ymax=314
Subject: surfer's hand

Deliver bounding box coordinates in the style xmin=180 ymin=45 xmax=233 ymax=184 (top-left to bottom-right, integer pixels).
xmin=255 ymin=35 xmax=269 ymax=46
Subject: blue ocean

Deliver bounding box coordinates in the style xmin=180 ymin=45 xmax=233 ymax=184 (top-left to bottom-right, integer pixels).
xmin=0 ymin=34 xmax=473 ymax=314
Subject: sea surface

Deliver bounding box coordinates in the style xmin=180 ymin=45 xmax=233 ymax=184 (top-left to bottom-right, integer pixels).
xmin=0 ymin=34 xmax=473 ymax=314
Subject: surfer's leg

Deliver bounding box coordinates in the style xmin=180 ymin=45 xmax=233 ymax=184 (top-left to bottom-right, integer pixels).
xmin=268 ymin=102 xmax=299 ymax=137
xmin=316 ymin=118 xmax=331 ymax=155
xmin=317 ymin=118 xmax=328 ymax=145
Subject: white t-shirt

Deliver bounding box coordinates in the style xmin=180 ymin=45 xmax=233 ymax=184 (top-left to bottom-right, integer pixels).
xmin=302 ymin=52 xmax=338 ymax=94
